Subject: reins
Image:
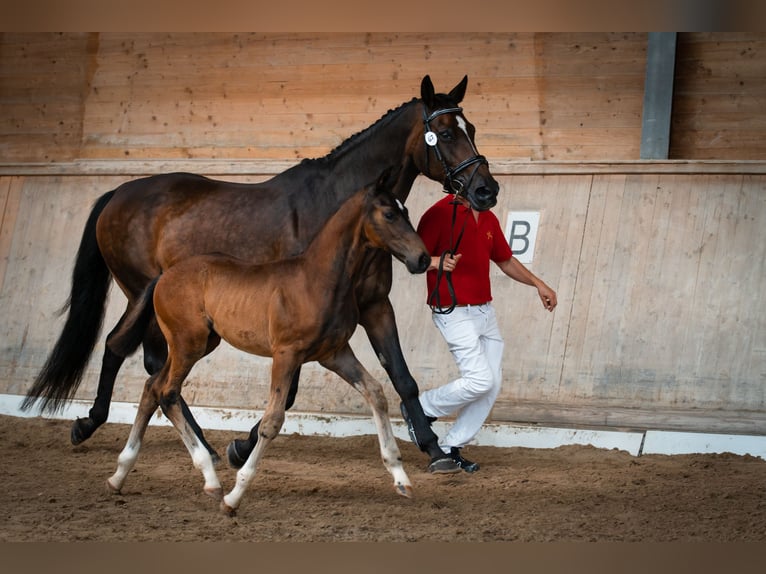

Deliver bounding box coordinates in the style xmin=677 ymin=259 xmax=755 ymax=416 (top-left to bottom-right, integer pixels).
xmin=422 ymin=105 xmax=486 ymax=315
xmin=427 ymin=198 xmax=470 ymax=314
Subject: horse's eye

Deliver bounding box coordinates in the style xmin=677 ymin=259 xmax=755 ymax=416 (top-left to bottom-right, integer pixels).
xmin=383 ymin=210 xmax=396 ymax=222
xmin=439 ymin=129 xmax=454 ymax=141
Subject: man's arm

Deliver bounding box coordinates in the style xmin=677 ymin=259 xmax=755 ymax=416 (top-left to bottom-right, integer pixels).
xmin=495 ymin=256 xmax=557 ymax=312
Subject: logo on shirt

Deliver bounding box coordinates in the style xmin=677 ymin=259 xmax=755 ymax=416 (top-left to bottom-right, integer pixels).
xmin=486 ymin=231 xmax=493 ymax=241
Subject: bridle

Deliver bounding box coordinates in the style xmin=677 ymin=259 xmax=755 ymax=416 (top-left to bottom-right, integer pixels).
xmin=422 ymin=105 xmax=489 ymax=315
xmin=423 ymin=106 xmax=496 ymax=315
xmin=422 ymin=105 xmax=488 ymax=199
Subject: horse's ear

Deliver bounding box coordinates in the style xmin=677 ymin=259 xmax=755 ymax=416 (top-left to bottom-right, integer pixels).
xmin=448 ymin=75 xmax=468 ymax=104
xmin=421 ymin=75 xmax=436 ymax=108
xmin=375 ymin=165 xmax=401 ymax=193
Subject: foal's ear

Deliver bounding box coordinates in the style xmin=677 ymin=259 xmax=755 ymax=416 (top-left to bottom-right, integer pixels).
xmin=448 ymin=75 xmax=468 ymax=104
xmin=375 ymin=165 xmax=402 ymax=194
xmin=421 ymin=75 xmax=436 ymax=108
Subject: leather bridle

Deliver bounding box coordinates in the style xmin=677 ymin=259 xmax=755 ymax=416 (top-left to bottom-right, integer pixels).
xmin=422 ymin=106 xmax=488 ymax=199
xmin=422 ymin=105 xmax=489 ymax=315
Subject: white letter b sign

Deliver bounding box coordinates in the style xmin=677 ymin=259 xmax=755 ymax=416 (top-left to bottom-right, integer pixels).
xmin=504 ymin=212 xmax=540 ymax=264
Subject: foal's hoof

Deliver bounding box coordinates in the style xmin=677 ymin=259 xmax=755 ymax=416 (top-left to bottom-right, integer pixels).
xmin=204 ymin=486 xmax=223 ymax=501
xmin=220 ymin=500 xmax=237 ymax=517
xmin=395 ymin=483 xmax=414 ymax=499
xmin=105 ymin=478 xmax=121 ymax=494
xmin=226 ymin=439 xmax=249 ymax=469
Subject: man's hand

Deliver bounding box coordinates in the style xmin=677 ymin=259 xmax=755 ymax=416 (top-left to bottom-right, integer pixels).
xmin=538 ymin=284 xmax=557 ymax=312
xmin=431 ymin=253 xmax=462 ymax=272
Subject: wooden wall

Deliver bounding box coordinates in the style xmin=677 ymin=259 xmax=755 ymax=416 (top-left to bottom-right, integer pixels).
xmin=1 ymin=164 xmax=765 ymax=435
xmin=2 ymin=33 xmax=766 ymax=434
xmin=3 ymin=33 xmax=766 ymax=163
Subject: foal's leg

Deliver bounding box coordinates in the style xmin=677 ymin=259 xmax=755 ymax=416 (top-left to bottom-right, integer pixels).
xmin=156 ymin=345 xmax=223 ymax=499
xmin=221 ymin=357 xmax=297 ymax=516
xmin=359 ymin=297 xmax=450 ymax=466
xmin=320 ymin=344 xmax=412 ymax=498
xmin=106 ymin=373 xmax=161 ymax=493
xmin=144 ymin=319 xmax=222 ymax=466
xmin=226 ymin=365 xmax=301 ymax=469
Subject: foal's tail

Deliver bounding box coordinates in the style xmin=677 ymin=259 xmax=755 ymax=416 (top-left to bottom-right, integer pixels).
xmin=108 ymin=277 xmax=159 ymax=359
xmin=21 ymin=191 xmax=115 ymax=413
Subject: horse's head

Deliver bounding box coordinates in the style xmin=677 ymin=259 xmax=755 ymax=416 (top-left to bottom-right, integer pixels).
xmin=414 ymin=75 xmax=499 ymax=211
xmin=363 ymin=167 xmax=430 ymax=274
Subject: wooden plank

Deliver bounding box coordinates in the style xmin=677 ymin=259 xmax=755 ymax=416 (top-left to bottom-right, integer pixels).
xmin=0 ymin=177 xmax=23 ymax=293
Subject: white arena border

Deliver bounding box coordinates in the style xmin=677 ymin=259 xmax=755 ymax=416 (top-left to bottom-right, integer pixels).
xmin=1 ymin=393 xmax=764 ymax=459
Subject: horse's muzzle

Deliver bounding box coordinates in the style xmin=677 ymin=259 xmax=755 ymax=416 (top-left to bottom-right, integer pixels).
xmin=466 ymin=184 xmax=498 ymax=212
xmin=409 ymin=252 xmax=431 ymax=274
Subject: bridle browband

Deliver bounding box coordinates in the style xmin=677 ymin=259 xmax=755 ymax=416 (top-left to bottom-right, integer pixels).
xmin=422 ymin=106 xmax=488 ymax=198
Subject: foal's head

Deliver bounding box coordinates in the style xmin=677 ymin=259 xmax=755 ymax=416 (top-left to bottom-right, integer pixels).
xmin=362 ymin=169 xmax=430 ymax=275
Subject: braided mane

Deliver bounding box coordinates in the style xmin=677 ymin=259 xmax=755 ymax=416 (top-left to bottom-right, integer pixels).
xmin=298 ymin=88 xmax=462 ymax=169
xmin=300 ymin=98 xmax=419 ymax=166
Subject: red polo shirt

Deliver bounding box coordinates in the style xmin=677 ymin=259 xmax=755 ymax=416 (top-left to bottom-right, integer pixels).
xmin=417 ymin=195 xmax=513 ymax=306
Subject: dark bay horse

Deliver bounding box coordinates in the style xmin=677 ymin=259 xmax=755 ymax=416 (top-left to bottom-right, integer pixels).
xmin=106 ymin=172 xmax=427 ymax=514
xmin=22 ymin=75 xmax=499 ymax=472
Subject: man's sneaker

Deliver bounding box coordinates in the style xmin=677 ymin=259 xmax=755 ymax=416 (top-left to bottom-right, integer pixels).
xmin=427 ymin=455 xmax=461 ymax=474
xmin=450 ymin=447 xmax=480 ymax=473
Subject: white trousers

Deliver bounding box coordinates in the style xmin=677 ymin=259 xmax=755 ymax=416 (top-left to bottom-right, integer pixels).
xmin=419 ymin=303 xmax=504 ymax=453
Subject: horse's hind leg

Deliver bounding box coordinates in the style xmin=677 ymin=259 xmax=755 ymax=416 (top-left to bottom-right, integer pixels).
xmin=71 ymin=323 xmax=128 ymax=445
xmin=226 ymin=365 xmax=301 ymax=469
xmin=70 ymin=308 xmax=165 ymax=446
xmin=144 ymin=319 xmax=222 ymax=466
xmin=106 ymin=374 xmax=160 ymax=493
xmin=161 ymin=396 xmax=223 ymax=500
xmin=320 ymin=344 xmax=412 ymax=498
xmin=156 ymin=348 xmax=223 ymax=499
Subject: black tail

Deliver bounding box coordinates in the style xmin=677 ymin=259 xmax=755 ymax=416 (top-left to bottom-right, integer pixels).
xmin=108 ymin=276 xmax=159 ymax=359
xmin=21 ymin=191 xmax=115 ymax=413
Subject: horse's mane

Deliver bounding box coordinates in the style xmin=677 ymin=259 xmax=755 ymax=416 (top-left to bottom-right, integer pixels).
xmin=299 ymin=98 xmax=419 ymax=167
xmin=296 ymin=89 xmax=463 ymax=169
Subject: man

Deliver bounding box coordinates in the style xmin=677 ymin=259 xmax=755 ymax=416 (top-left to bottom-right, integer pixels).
xmin=401 ymin=191 xmax=557 ymax=472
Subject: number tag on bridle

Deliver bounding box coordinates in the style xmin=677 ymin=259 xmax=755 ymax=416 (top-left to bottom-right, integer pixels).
xmin=424 ymin=131 xmax=438 ymax=147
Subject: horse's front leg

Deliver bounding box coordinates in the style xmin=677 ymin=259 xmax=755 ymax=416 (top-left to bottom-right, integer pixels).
xmin=221 ymin=356 xmax=297 ymax=516
xmin=359 ymin=296 xmax=458 ymax=471
xmin=226 ymin=366 xmax=301 ymax=469
xmin=320 ymin=344 xmax=412 ymax=498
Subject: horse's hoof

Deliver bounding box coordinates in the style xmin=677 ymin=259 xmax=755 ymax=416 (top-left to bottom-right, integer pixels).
xmin=204 ymin=486 xmax=223 ymax=501
xmin=70 ymin=418 xmax=91 ymax=446
xmin=106 ymin=478 xmax=121 ymax=494
xmin=226 ymin=440 xmax=248 ymax=469
xmin=395 ymin=483 xmax=414 ymax=499
xmin=220 ymin=500 xmax=237 ymax=517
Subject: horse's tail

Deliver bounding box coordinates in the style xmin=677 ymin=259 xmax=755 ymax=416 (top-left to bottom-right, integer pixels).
xmin=21 ymin=190 xmax=115 ymax=413
xmin=108 ymin=276 xmax=159 ymax=359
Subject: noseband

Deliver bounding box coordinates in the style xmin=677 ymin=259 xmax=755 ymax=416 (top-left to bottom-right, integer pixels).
xmin=422 ymin=106 xmax=488 ymax=197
